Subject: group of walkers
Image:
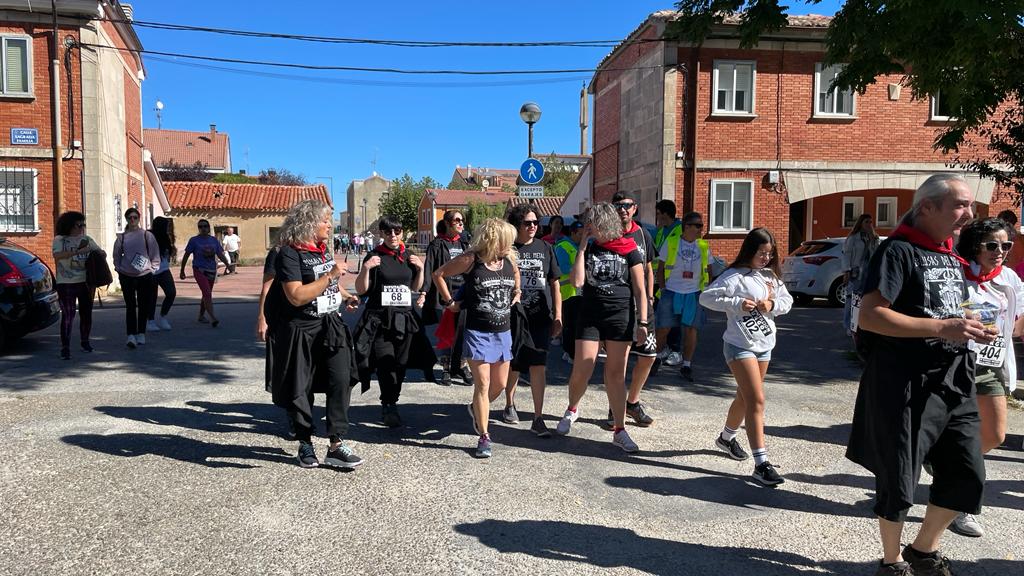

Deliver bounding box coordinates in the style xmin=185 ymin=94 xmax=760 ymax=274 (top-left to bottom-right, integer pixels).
xmin=52 ymin=210 xmax=234 ymax=357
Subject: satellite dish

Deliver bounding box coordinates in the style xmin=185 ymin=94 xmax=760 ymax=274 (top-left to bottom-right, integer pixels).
xmin=481 ymin=179 xmax=490 ymax=188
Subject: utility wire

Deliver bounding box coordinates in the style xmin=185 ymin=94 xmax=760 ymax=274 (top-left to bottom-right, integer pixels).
xmin=79 ymin=42 xmax=666 ymax=75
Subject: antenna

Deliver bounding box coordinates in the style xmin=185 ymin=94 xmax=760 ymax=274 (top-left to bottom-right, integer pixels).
xmin=154 ymin=99 xmax=164 ymax=129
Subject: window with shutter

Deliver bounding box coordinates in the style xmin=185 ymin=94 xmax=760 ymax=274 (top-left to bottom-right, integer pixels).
xmin=1 ymin=36 xmax=31 ymax=96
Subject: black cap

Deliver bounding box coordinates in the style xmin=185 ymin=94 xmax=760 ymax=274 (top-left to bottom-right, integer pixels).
xmin=611 ymin=191 xmax=637 ymax=203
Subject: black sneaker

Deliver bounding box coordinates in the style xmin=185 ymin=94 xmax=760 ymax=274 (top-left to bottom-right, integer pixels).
xmin=457 ymin=365 xmax=474 ymax=386
xmin=874 ymin=561 xmax=913 ymax=576
xmin=439 ymin=368 xmax=455 ymax=387
xmin=80 ymin=342 xmax=93 ymax=353
xmin=752 ymin=461 xmax=784 ymax=486
xmin=530 ymin=417 xmax=551 ymax=438
xmin=382 ymin=404 xmax=402 ymax=428
xmin=626 ymin=402 xmax=654 ymax=426
xmin=604 ymin=409 xmax=615 ymax=430
xmin=296 ymin=441 xmax=318 ymax=468
xmin=901 ymin=545 xmax=953 ymax=576
xmin=680 ymin=365 xmax=694 ymax=382
xmin=467 ymin=403 xmax=481 ymax=435
xmin=60 ymin=348 xmax=71 ymax=360
xmin=715 ymin=435 xmax=750 ymax=461
xmin=323 ymin=443 xmax=364 ymax=470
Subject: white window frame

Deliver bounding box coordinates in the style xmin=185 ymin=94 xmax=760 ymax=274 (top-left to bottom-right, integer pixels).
xmin=0 ymin=167 xmax=39 ymax=232
xmin=712 ymin=60 xmax=756 ymax=116
xmin=875 ymin=196 xmax=898 ymax=228
xmin=814 ymin=63 xmax=855 ymax=117
xmin=709 ymin=179 xmax=755 ymax=233
xmin=842 ymin=197 xmax=864 ymax=228
xmin=0 ymin=34 xmax=33 ymax=98
xmin=930 ymin=90 xmax=957 ymax=121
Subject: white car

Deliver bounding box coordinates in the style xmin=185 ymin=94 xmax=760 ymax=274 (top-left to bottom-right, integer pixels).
xmin=782 ymin=238 xmax=847 ymax=306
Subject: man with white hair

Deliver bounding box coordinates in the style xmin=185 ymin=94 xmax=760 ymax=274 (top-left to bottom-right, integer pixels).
xmin=847 ymin=174 xmax=996 ymax=576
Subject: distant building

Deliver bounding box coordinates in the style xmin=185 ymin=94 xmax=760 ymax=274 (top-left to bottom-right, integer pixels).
xmin=166 ymin=182 xmax=330 ymax=262
xmin=450 ymin=165 xmax=518 ymax=192
xmin=560 ymin=159 xmax=593 ymax=218
xmin=144 ymin=124 xmax=232 ymax=174
xmin=346 ymin=172 xmax=390 ymax=234
xmin=416 ymin=188 xmax=515 ymax=245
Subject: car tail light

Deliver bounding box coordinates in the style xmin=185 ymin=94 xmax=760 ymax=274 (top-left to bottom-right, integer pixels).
xmin=802 ymin=255 xmax=836 ymax=265
xmin=0 ymin=253 xmax=30 ymax=287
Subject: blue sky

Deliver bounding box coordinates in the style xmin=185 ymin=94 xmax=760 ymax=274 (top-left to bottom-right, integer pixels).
xmin=135 ymin=1 xmax=843 ymax=213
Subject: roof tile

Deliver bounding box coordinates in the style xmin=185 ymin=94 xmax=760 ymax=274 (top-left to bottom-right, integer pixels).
xmin=145 ymin=128 xmax=231 ymax=170
xmin=506 ymin=196 xmax=565 ymax=217
xmin=427 ymin=188 xmax=515 ymax=207
xmin=166 ymin=182 xmax=330 ymax=212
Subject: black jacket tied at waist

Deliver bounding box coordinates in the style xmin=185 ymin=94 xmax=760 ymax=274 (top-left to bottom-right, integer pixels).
xmin=353 ymin=307 xmax=437 ymax=393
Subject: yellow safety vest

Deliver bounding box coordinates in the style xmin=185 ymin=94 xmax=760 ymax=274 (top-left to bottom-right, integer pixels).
xmin=554 ymin=238 xmax=578 ymax=300
xmin=663 ymin=232 xmax=710 ymax=291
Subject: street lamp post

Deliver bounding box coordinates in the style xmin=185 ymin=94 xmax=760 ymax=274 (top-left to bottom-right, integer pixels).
xmin=361 ymin=197 xmax=368 ymax=234
xmin=316 ymin=176 xmax=335 ymax=230
xmin=519 ymin=102 xmax=542 ymax=158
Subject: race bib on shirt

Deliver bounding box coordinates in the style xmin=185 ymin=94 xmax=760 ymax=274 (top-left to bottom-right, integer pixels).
xmin=316 ymin=292 xmax=341 ymax=315
xmin=131 ymin=253 xmax=149 ymax=272
xmin=737 ymin=308 xmax=772 ymax=343
xmin=382 ymin=285 xmax=411 ymax=307
xmin=520 ymin=258 xmax=546 ymax=291
xmin=976 ymin=334 xmax=1006 ymax=368
xmin=313 ymin=261 xmax=335 ymax=277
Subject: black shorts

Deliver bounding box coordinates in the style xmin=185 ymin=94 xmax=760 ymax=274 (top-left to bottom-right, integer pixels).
xmin=630 ymin=305 xmax=657 ymax=357
xmin=577 ymin=307 xmax=634 ymax=343
xmin=528 ymin=314 xmax=552 ymax=352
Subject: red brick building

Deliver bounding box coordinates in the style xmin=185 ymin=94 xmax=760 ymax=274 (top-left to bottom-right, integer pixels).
xmin=591 ymin=11 xmax=1013 ymax=256
xmin=0 ymin=1 xmax=145 ymax=268
xmin=416 ymin=188 xmax=515 ymax=245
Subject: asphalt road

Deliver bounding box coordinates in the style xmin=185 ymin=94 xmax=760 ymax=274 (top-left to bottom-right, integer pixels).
xmin=1 ymin=295 xmax=1021 ymax=575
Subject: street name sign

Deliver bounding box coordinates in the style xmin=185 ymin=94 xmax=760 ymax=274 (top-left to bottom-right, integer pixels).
xmin=10 ymin=128 xmax=38 ymax=145
xmin=520 ymin=158 xmax=544 ymax=185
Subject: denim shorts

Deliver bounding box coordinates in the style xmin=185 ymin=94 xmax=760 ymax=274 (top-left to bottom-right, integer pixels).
xmin=723 ymin=340 xmax=771 ymax=363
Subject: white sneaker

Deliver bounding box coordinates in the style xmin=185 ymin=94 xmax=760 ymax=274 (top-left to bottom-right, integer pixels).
xmin=665 ymin=352 xmax=683 ymax=366
xmin=613 ymin=429 xmax=640 ymax=453
xmin=562 ymin=352 xmax=573 ymax=365
xmin=157 ymin=316 xmax=172 ymax=330
xmin=126 ymin=334 xmax=137 ymax=349
xmin=136 ymin=334 xmax=146 ymax=345
xmin=555 ymin=409 xmax=579 ymax=436
xmin=949 ymin=512 xmax=984 ymax=538
xmin=146 ymin=320 xmax=161 ymax=332
xmin=656 ymin=348 xmax=670 ymax=361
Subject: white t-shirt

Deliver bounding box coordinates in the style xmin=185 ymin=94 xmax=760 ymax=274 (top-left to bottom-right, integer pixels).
xmin=660 ymin=238 xmax=702 ymax=294
xmin=223 ymin=233 xmax=240 ymax=252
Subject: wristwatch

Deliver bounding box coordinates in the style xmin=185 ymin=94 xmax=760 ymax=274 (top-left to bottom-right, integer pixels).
xmin=442 ymin=298 xmax=455 ymax=307
xmin=638 ymin=320 xmax=651 ymax=328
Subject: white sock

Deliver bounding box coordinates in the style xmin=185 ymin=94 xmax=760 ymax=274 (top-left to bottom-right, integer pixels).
xmin=683 ymin=360 xmax=692 ymax=367
xmin=720 ymin=426 xmax=738 ymax=442
xmin=752 ymin=447 xmax=768 ymax=466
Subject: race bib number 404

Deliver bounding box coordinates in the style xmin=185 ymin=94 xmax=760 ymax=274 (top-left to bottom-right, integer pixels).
xmin=737 ymin=308 xmax=773 ymax=344
xmin=382 ymin=285 xmax=411 ymax=307
xmin=976 ymin=334 xmax=1006 ymax=368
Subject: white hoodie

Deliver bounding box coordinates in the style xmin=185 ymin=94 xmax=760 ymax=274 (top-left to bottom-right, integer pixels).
xmin=699 ymin=267 xmax=794 ymax=353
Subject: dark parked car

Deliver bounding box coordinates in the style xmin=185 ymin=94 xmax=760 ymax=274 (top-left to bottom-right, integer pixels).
xmin=0 ymin=237 xmax=60 ymax=349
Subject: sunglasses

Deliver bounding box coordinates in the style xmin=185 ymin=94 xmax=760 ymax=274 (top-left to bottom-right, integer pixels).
xmin=521 ymin=220 xmax=539 ymax=227
xmin=127 ymin=215 xmax=140 ymax=221
xmin=449 ymin=217 xmax=464 ymax=223
xmin=685 ymin=222 xmax=703 ymax=228
xmin=982 ymin=241 xmax=1014 ymax=252
xmin=614 ymin=202 xmax=635 ymax=211
xmin=383 ymin=228 xmax=403 ymax=235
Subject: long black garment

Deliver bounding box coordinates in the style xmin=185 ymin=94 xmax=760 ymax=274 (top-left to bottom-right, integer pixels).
xmin=420 ymin=235 xmax=470 ymax=325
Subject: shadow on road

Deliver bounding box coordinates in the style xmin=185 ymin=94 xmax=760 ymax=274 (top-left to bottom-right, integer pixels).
xmin=764 ymin=423 xmax=852 ymax=446
xmin=61 ymin=433 xmax=290 ymax=468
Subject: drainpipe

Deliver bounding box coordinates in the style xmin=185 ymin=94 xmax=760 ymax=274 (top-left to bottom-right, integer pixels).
xmin=686 ymin=49 xmax=701 ymax=213
xmin=51 ymin=0 xmax=64 ymax=225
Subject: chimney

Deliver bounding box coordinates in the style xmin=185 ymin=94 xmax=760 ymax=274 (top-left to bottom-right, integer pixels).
xmin=467 ymin=163 xmax=473 ymax=179
xmin=121 ymin=3 xmax=134 ymax=21
xmin=209 ymin=123 xmax=217 ymax=136
xmin=580 ymin=82 xmax=589 ymax=155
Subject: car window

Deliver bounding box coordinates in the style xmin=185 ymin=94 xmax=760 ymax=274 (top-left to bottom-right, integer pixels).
xmin=790 ymin=242 xmax=837 ymax=256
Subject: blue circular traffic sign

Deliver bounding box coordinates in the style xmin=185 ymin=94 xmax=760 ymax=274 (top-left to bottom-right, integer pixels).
xmin=520 ymin=159 xmax=545 ymax=185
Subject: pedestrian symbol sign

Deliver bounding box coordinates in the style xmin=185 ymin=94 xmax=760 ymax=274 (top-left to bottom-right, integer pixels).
xmin=520 ymin=159 xmax=544 ymax=185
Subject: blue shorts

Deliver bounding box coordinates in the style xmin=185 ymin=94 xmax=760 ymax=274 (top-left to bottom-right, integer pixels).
xmin=655 ymin=290 xmax=706 ymax=328
xmin=463 ymin=329 xmax=513 ymax=364
xmin=723 ymin=341 xmax=771 ymax=363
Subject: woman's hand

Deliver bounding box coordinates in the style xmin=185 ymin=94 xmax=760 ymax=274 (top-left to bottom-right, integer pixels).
xmin=511 ymin=289 xmax=521 ymax=306
xmin=364 ymin=255 xmax=381 ymax=270
xmin=741 ymin=299 xmax=757 ymax=312
xmin=756 ymin=299 xmax=774 ymax=313
xmin=446 ymin=300 xmax=461 ymax=313
xmin=345 ymin=295 xmax=360 ymax=312
xmin=551 ymin=317 xmax=563 ymax=338
xmin=257 ymin=317 xmax=269 ymax=342
xmin=408 ymin=254 xmax=423 ymax=269
xmin=416 ymin=293 xmax=426 ymax=308
xmin=636 ymin=325 xmax=649 ymax=344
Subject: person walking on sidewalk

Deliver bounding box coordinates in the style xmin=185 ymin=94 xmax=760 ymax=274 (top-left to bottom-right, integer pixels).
xmin=180 ymin=219 xmax=231 ymax=327
xmin=657 ymin=210 xmax=711 ymax=382
xmin=52 ymin=211 xmax=101 ymax=359
xmin=946 ymin=217 xmax=1023 ymax=538
xmin=433 ymin=218 xmax=520 ymax=458
xmin=842 ymin=213 xmax=880 ymax=335
xmin=502 ymin=204 xmax=562 ymax=436
xmin=353 ymin=215 xmax=433 ymax=428
xmin=653 ymin=200 xmax=684 ymax=368
xmin=556 ymin=203 xmax=649 ymax=453
xmin=267 ymin=199 xmax=363 ymax=469
xmin=222 ymin=226 xmax=241 ymax=275
xmin=847 ymin=174 xmax=994 ymax=576
xmin=146 ymin=216 xmax=177 ymax=332
xmin=112 ymin=208 xmax=160 ymax=349
xmin=700 ymin=227 xmax=793 ymax=486
xmin=420 ymin=210 xmax=473 ymax=385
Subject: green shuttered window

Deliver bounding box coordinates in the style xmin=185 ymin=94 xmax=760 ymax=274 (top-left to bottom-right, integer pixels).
xmin=2 ymin=36 xmax=32 ymax=96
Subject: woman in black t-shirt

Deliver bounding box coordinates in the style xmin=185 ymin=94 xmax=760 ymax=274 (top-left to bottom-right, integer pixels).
xmin=353 ymin=216 xmax=426 ymax=428
xmin=433 ymin=218 xmax=521 ymax=459
xmin=555 ymin=203 xmax=649 ymax=454
xmin=420 ymin=210 xmax=472 ymax=385
xmin=267 ymin=200 xmax=363 ymax=470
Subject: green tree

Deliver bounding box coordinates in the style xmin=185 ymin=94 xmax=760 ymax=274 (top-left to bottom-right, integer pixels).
xmin=539 ymin=153 xmax=579 ymax=197
xmin=466 ymin=199 xmax=508 ymax=231
xmin=667 ymin=1 xmax=1024 ymax=199
xmin=258 ymin=168 xmax=308 ymax=186
xmin=159 ymin=161 xmax=211 ymax=182
xmin=379 ymin=173 xmax=439 ymax=233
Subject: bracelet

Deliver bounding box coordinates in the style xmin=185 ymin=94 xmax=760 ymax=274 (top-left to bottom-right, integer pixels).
xmin=638 ymin=320 xmax=651 ymax=327
xmin=442 ymin=298 xmax=455 ymax=307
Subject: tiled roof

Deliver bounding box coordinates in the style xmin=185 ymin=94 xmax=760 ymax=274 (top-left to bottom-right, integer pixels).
xmin=145 ymin=128 xmax=231 ymax=170
xmin=506 ymin=196 xmax=565 ymax=217
xmin=426 ymin=188 xmax=515 ymax=207
xmin=166 ymin=182 xmax=330 ymax=212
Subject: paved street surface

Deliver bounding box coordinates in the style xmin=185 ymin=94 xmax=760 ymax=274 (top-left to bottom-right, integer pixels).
xmin=1 ymin=268 xmax=1021 ymax=575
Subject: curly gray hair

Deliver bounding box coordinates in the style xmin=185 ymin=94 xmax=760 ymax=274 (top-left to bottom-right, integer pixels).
xmin=583 ymin=202 xmax=623 ymax=243
xmin=277 ymin=199 xmax=331 ymax=247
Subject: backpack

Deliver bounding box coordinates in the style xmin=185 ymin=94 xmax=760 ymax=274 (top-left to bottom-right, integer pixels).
xmin=85 ymin=250 xmax=113 ymax=288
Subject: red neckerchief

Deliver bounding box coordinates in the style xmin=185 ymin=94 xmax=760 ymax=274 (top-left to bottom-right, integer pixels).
xmin=443 ymin=233 xmax=461 ymax=243
xmin=963 ymin=263 xmax=1002 ymax=284
xmin=292 ymin=241 xmax=328 ymax=263
xmin=598 ymin=236 xmax=638 ymax=256
xmin=376 ymin=242 xmax=406 ymax=263
xmin=623 ymin=220 xmax=640 ymax=236
xmin=890 ymin=223 xmax=968 ymax=266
